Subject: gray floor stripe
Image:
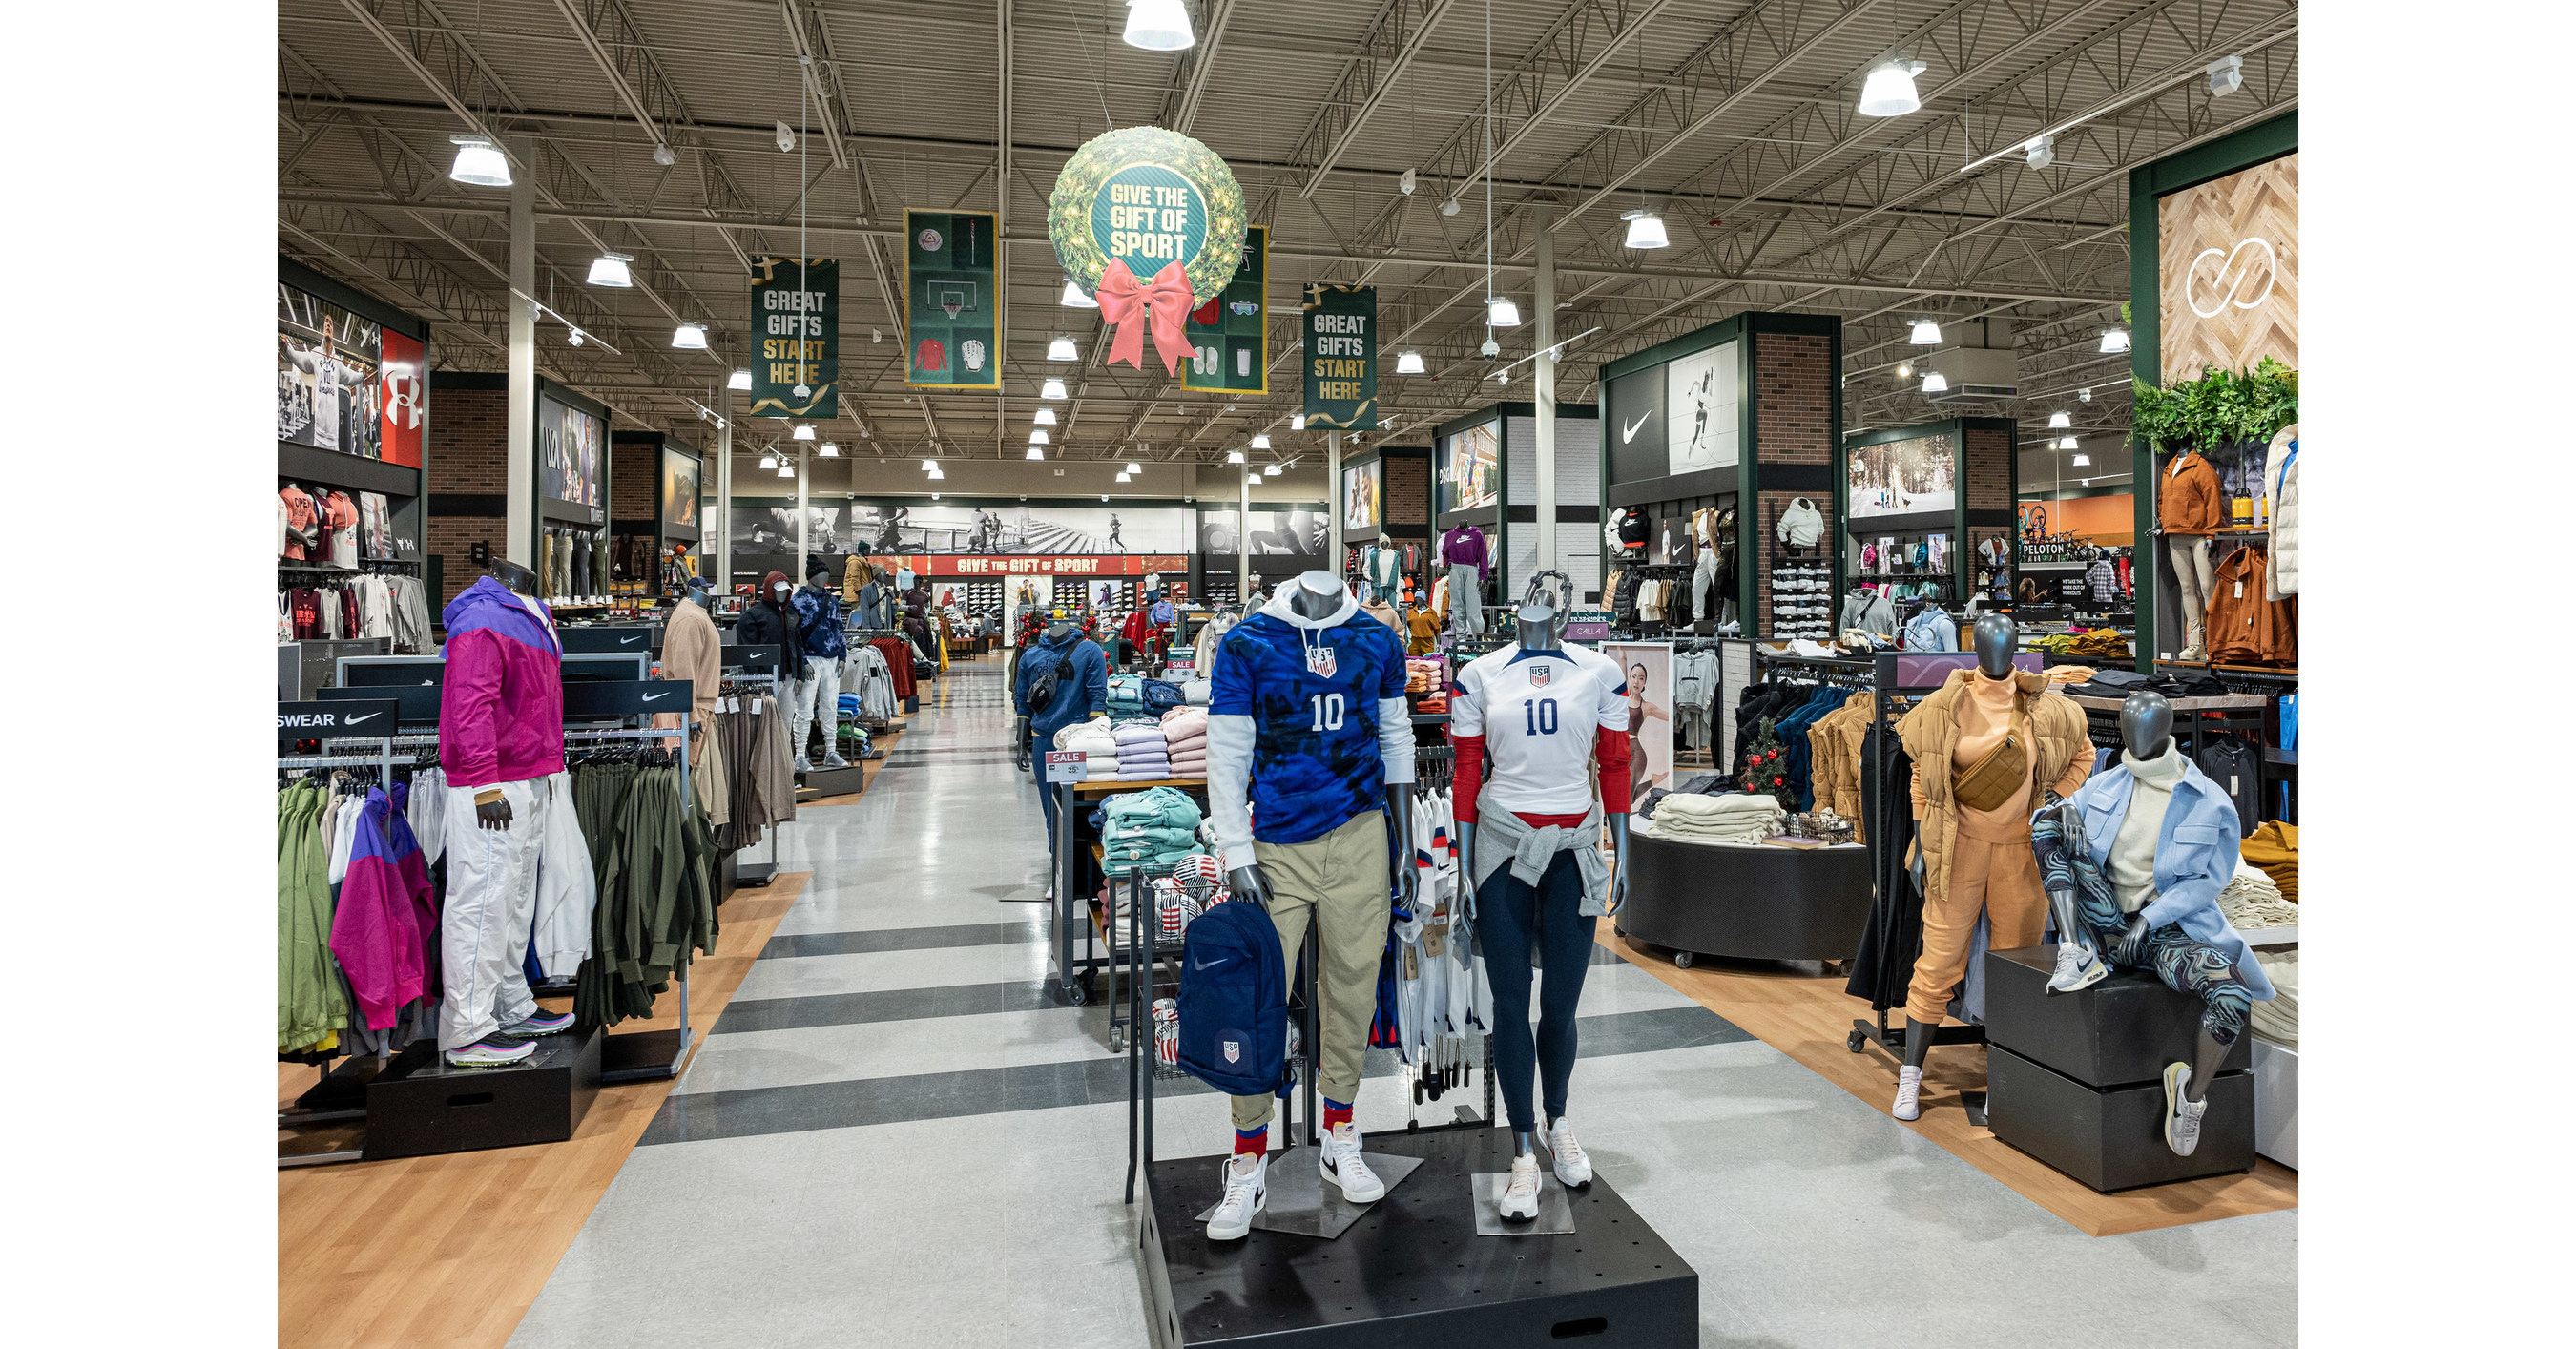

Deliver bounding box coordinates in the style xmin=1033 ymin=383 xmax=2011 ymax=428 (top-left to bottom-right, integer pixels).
xmin=645 ymin=1004 xmax=1749 ymax=1146
xmin=758 ymin=922 xmax=1050 ymax=961
xmin=711 ymin=980 xmax=1060 ymax=1035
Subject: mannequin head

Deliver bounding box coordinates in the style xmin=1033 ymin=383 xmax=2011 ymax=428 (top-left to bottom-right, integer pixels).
xmin=762 ymin=570 xmax=793 ymax=606
xmin=1513 ymin=569 xmax=1570 ymax=650
xmin=2120 ymin=692 xmax=2175 ymax=760
xmin=487 ymin=559 xmax=538 ymax=596
xmin=1970 ymin=612 xmax=2018 ymax=679
xmin=805 ymin=558 xmax=832 ymax=589
xmin=1282 ymin=569 xmax=1345 ymax=620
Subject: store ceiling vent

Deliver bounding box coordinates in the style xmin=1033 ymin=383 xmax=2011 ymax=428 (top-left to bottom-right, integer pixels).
xmin=1925 ymin=322 xmax=2019 ymax=402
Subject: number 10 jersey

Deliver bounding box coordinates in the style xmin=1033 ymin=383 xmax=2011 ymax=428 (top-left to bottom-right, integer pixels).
xmin=1449 ymin=644 xmax=1629 ymax=817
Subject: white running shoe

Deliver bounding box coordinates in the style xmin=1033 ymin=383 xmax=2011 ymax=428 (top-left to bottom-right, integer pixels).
xmin=1498 ymin=1152 xmax=1543 ymax=1222
xmin=2046 ymin=942 xmax=2111 ymax=994
xmin=1893 ymin=1065 xmax=1923 ymax=1121
xmin=1545 ymin=1118 xmax=1592 ymax=1188
xmin=1319 ymin=1122 xmax=1386 ymax=1203
xmin=2163 ymin=1062 xmax=2208 ymax=1156
xmin=1206 ymin=1152 xmax=1267 ymax=1240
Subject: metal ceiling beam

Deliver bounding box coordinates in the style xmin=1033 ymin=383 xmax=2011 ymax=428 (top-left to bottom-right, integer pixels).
xmin=1157 ymin=0 xmax=1238 ymax=134
xmin=1294 ymin=0 xmax=1456 ymax=198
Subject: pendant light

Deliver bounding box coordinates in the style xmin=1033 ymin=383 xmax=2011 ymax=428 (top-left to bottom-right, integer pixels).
xmin=778 ymin=461 xmax=796 ymax=478
xmin=1620 ymin=209 xmax=1669 ymax=250
xmin=819 ymin=442 xmax=840 ymax=457
xmin=2072 ymin=453 xmax=2091 ymax=467
xmin=1246 ymin=473 xmax=1262 ymax=486
xmin=1895 ymin=363 xmax=1911 ymax=378
xmin=2100 ymin=328 xmax=2131 ymax=353
xmin=728 ymin=368 xmax=752 ymax=391
xmin=586 ymin=252 xmax=634 ymax=287
xmin=1396 ymin=349 xmax=1426 ymax=374
xmin=1250 ymin=433 xmax=1271 ymax=449
xmin=1225 ymin=449 xmax=1245 ymax=464
xmin=1047 ymin=336 xmax=1079 ymax=362
xmin=1029 ymin=429 xmax=1050 ymax=446
xmin=2059 ymin=436 xmax=2081 ymax=450
xmin=1122 ymin=0 xmax=1195 ymax=52
xmin=1263 ymin=463 xmax=1281 ymax=476
xmin=1026 ymin=446 xmax=1046 ymax=460
xmin=1060 ymin=279 xmax=1098 ymax=308
xmin=1858 ymin=60 xmax=1926 ymax=117
xmin=1041 ymin=377 xmax=1069 ymax=400
xmin=1486 ymin=296 xmax=1521 ymax=327
xmin=793 ymin=424 xmax=816 ymax=440
xmin=1116 ymin=471 xmax=1132 ymax=483
xmin=1126 ymin=462 xmax=1143 ymax=474
xmin=758 ymin=450 xmax=779 ymax=469
xmin=1033 ymin=407 xmax=1058 ymax=425
xmin=928 ymin=466 xmax=945 ymax=479
xmin=1291 ymin=414 xmax=1306 ymax=430
xmin=672 ymin=322 xmax=709 ymax=350
xmin=1921 ymin=371 xmax=1950 ymax=393
xmin=2047 ymin=410 xmax=2072 ymax=428
xmin=1909 ymin=319 xmax=1942 ymax=344
xmin=447 ymin=135 xmax=511 ymax=186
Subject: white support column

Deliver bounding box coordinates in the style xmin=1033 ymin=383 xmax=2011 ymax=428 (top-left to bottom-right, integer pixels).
xmin=1532 ymin=202 xmax=1556 ymax=587
xmin=1237 ymin=471 xmax=1250 ymax=603
xmin=796 ymin=445 xmax=811 ymax=579
xmin=1326 ymin=429 xmax=1343 ymax=565
xmin=507 ymin=158 xmax=535 ymax=567
xmin=715 ymin=414 xmax=732 ymax=589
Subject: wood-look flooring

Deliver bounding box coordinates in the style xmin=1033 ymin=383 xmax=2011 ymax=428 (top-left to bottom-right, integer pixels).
xmin=1592 ymin=920 xmax=2297 ymax=1237
xmin=277 ymin=872 xmax=807 ymax=1349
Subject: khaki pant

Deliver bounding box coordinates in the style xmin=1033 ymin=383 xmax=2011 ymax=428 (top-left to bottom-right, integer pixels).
xmin=1905 ymin=833 xmax=2047 ymax=1027
xmin=1232 ymin=811 xmax=1391 ymax=1131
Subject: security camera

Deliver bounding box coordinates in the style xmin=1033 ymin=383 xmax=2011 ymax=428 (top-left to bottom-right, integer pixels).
xmin=653 ymin=143 xmax=675 ymax=167
xmin=776 ymin=120 xmax=798 ymax=153
xmin=1479 ymin=339 xmax=1500 ymax=358
xmin=1440 ymin=197 xmax=1460 ymax=217
xmin=1400 ymin=168 xmax=1417 ymax=196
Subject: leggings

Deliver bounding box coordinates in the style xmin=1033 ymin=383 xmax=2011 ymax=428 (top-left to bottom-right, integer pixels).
xmin=2035 ymin=809 xmax=2254 ymax=1045
xmin=1475 ymin=848 xmax=1595 ymax=1132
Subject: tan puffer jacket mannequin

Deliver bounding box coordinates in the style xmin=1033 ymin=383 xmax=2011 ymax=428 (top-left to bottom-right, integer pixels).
xmin=1897 ymin=668 xmax=2089 ymax=916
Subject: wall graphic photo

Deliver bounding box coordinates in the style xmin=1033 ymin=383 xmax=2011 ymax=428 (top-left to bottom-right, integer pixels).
xmin=1198 ymin=507 xmax=1325 ymax=556
xmin=848 ymin=502 xmax=1193 ymax=555
xmin=1604 ymin=642 xmax=1674 ymax=801
xmin=1662 ymin=340 xmax=1738 ymax=473
xmin=1441 ymin=421 xmax=1501 ymax=513
xmin=1846 ymin=431 xmax=1956 ymax=519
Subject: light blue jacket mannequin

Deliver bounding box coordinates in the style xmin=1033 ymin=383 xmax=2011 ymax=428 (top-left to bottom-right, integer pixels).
xmin=2068 ymin=756 xmax=2275 ymax=999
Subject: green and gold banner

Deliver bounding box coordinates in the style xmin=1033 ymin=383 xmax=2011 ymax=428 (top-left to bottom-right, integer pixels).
xmin=904 ymin=210 xmax=1000 ymax=391
xmin=1181 ymin=224 xmax=1267 ymax=394
xmin=750 ymin=258 xmax=837 ymax=417
xmin=1301 ymin=283 xmax=1376 ymax=429
xmin=1049 ymin=127 xmax=1246 ymax=376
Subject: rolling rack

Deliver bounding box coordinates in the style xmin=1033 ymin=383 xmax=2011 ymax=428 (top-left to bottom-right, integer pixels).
xmin=721 ymin=645 xmax=789 ymax=886
xmin=561 ymin=678 xmax=703 ymax=1083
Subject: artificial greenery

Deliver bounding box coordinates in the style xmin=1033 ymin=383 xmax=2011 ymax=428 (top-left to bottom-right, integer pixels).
xmin=2131 ymin=356 xmax=2297 ymax=450
xmin=1047 ymin=126 xmax=1246 ymax=304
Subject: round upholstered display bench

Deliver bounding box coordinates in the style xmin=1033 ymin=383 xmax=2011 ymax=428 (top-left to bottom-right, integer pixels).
xmin=1615 ymin=830 xmax=1875 ymax=966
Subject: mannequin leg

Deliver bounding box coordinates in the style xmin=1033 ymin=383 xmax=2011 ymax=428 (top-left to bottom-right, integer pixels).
xmin=1529 ymin=853 xmax=1593 ymax=1131
xmin=2167 ymin=535 xmax=2213 ymax=657
xmin=2147 ymin=928 xmax=2256 ymax=1106
xmin=1476 ymin=863 xmax=1543 ymax=1148
xmin=1253 ymin=814 xmax=1388 ymax=1121
xmin=437 ymin=778 xmax=547 ymax=1050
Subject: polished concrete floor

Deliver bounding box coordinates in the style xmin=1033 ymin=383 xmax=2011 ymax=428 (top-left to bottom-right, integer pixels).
xmin=509 ymin=660 xmax=2296 ymax=1347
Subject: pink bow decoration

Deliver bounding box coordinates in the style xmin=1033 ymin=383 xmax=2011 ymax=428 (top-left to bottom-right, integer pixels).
xmin=1094 ymin=259 xmax=1195 ymax=376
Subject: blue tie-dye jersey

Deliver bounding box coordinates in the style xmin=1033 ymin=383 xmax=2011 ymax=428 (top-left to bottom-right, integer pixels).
xmin=1211 ymin=608 xmax=1410 ymax=845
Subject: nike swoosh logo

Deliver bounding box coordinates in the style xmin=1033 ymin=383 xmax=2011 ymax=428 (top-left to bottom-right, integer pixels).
xmin=620 ymin=636 xmax=642 ymax=645
xmin=642 ymin=693 xmax=670 ymax=702
xmin=1622 ymin=412 xmax=1652 ymax=443
xmin=342 ymin=712 xmax=381 ymax=725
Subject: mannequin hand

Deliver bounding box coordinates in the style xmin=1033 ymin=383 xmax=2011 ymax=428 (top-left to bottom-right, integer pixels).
xmin=475 ymin=799 xmax=513 ymax=831
xmin=1226 ymin=863 xmax=1275 ymax=911
xmin=2114 ymin=914 xmax=2151 ymax=965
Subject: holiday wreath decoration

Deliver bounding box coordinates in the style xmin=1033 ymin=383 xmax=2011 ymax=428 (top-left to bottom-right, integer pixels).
xmin=1048 ymin=126 xmax=1246 ymax=375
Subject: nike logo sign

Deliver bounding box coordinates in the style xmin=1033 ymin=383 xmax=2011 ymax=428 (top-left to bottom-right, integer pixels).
xmin=342 ymin=713 xmax=381 ymax=725
xmin=620 ymin=636 xmax=641 ymax=645
xmin=1622 ymin=412 xmax=1652 ymax=443
xmin=642 ymin=693 xmax=670 ymax=702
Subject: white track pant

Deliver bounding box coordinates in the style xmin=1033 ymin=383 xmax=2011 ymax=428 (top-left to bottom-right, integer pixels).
xmin=438 ymin=778 xmax=548 ymax=1048
xmin=791 ymin=655 xmax=841 ymax=760
xmin=1449 ymin=563 xmax=1482 ymax=635
xmin=2168 ymin=535 xmax=2214 ymax=653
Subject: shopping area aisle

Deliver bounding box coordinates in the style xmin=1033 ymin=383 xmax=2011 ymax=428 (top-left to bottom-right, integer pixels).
xmin=506 ymin=659 xmax=2294 ymax=1349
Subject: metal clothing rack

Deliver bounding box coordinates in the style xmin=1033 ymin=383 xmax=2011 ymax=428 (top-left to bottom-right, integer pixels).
xmin=563 ymin=716 xmax=700 ymax=1083
xmin=277 ymin=733 xmax=410 ymax=1168
xmin=717 ymin=673 xmax=789 ymax=885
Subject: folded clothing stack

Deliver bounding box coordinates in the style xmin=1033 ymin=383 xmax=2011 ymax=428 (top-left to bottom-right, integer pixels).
xmin=2251 ymin=948 xmax=2297 ymax=1048
xmin=1181 ymin=676 xmax=1212 ymax=705
xmin=1051 ymin=718 xmax=1121 ymax=779
xmin=1639 ymin=792 xmax=1783 ymax=845
xmin=1161 ymin=706 xmax=1209 ymax=778
xmin=2240 ymin=819 xmax=2296 ymax=903
xmin=1105 ymin=674 xmax=1146 ymax=719
xmin=1404 ymin=657 xmax=1444 ymax=694
xmin=2217 ymin=861 xmax=2297 ymax=933
xmin=1098 ymin=786 xmax=1208 ymax=874
xmin=1114 ymin=718 xmax=1173 ymax=780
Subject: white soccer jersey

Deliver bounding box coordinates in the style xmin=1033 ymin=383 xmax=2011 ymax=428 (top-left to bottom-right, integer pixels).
xmin=1451 ymin=643 xmax=1629 ymax=817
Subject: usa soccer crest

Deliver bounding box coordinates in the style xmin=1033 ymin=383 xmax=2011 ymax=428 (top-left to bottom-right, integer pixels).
xmin=1304 ymin=644 xmax=1337 ymax=677
xmin=1222 ymin=1039 xmax=1241 ymax=1064
xmin=1529 ymin=664 xmax=1552 ymax=688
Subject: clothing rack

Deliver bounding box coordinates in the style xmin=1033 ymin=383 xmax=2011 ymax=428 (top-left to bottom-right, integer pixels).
xmin=277 ymin=735 xmax=408 ymax=1168
xmin=564 ymin=719 xmax=700 ymax=1083
xmin=718 ymin=674 xmax=787 ymax=885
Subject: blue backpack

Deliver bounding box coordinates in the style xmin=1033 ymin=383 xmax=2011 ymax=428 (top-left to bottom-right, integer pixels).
xmin=1176 ymin=898 xmax=1291 ymax=1098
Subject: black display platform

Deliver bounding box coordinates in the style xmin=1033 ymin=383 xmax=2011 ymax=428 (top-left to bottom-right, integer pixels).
xmin=363 ymin=1027 xmax=601 ymax=1160
xmin=1137 ymin=1128 xmax=1696 ymax=1348
xmin=1987 ymin=1045 xmax=2254 ymax=1192
xmin=1617 ymin=830 xmax=1872 ymax=964
xmin=1985 ymin=944 xmax=2252 ymax=1088
xmin=796 ymin=763 xmax=865 ymax=798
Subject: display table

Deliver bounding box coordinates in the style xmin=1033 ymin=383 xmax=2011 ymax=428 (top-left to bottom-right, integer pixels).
xmin=1615 ymin=830 xmax=1873 ymax=965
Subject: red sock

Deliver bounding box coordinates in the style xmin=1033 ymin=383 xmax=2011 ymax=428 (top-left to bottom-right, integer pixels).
xmin=1234 ymin=1126 xmax=1267 ymax=1157
xmin=1322 ymin=1100 xmax=1353 ymax=1131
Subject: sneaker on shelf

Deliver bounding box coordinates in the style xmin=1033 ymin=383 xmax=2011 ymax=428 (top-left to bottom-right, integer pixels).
xmin=1893 ymin=1065 xmax=1923 ymax=1121
xmin=1206 ymin=1152 xmax=1267 ymax=1241
xmin=500 ymin=1009 xmax=574 ymax=1037
xmin=1319 ymin=1122 xmax=1386 ymax=1203
xmin=1498 ymin=1152 xmax=1542 ymax=1221
xmin=1545 ymin=1118 xmax=1591 ymax=1188
xmin=821 ymin=751 xmax=851 ymax=769
xmin=2046 ymin=942 xmax=2111 ymax=994
xmin=445 ymin=1035 xmax=535 ymax=1069
xmin=2163 ymin=1062 xmax=2208 ymax=1156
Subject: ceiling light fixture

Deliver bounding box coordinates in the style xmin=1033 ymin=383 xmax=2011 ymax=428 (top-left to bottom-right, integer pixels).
xmin=1029 ymin=429 xmax=1050 ymax=445
xmin=2072 ymin=453 xmax=2091 ymax=467
xmin=819 ymin=442 xmax=840 ymax=457
xmin=1400 ymin=168 xmax=1418 ymax=195
xmin=758 ymin=450 xmax=779 ymax=469
xmin=1858 ymin=60 xmax=1926 ymax=117
xmin=586 ymin=252 xmax=634 ymax=287
xmin=778 ymin=462 xmax=796 ymax=478
xmin=1896 ymin=363 xmax=1911 ymax=378
xmin=1396 ymin=349 xmax=1426 ymax=374
xmin=931 ymin=492 xmax=941 ymax=500
xmin=1059 ymin=278 xmax=1098 ymax=308
xmin=1040 ymin=377 xmax=1069 ymax=400
xmin=1620 ymin=209 xmax=1670 ymax=250
xmin=2207 ymin=54 xmax=2244 ymax=97
xmin=1245 ymin=473 xmax=1261 ymax=486
xmin=1033 ymin=407 xmax=1058 ymax=425
xmin=728 ymin=368 xmax=752 ymax=391
xmin=1116 ymin=471 xmax=1131 ymax=483
xmin=1440 ymin=197 xmax=1460 ymax=217
xmin=1122 ymin=0 xmax=1195 ymax=52
xmin=2048 ymin=411 xmax=2072 ymax=428
xmin=1909 ymin=319 xmax=1942 ymax=344
xmin=2025 ymin=135 xmax=2055 ymax=170
xmin=672 ymin=321 xmax=708 ymax=350
xmin=1251 ymin=433 xmax=1271 ymax=449
xmin=653 ymin=142 xmax=675 ymax=167
xmin=1486 ymin=297 xmax=1521 ymax=327
xmin=928 ymin=467 xmax=945 ymax=479
xmin=1026 ymin=446 xmax=1046 ymax=460
xmin=447 ymin=135 xmax=511 ymax=186
xmin=922 ymin=459 xmax=937 ymax=470
xmin=1263 ymin=464 xmax=1281 ymax=476
xmin=793 ymin=424 xmax=815 ymax=440
xmin=2078 ymin=386 xmax=2093 ymax=403
xmin=1290 ymin=414 xmax=1306 ymax=430
xmin=1921 ymin=371 xmax=1950 ymax=393
xmin=2060 ymin=435 xmax=2080 ymax=450
xmin=1226 ymin=449 xmax=1245 ymax=464
xmin=2100 ymin=328 xmax=2131 ymax=353
xmin=1125 ymin=462 xmax=1142 ymax=474
xmin=1047 ymin=336 xmax=1078 ymax=361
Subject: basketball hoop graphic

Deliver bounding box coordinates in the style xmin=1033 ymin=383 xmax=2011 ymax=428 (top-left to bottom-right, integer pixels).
xmin=929 ymin=280 xmax=979 ymax=319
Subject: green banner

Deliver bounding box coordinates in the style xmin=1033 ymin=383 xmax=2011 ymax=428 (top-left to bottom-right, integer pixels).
xmin=1301 ymin=283 xmax=1376 ymax=429
xmin=1182 ymin=224 xmax=1267 ymax=394
xmin=749 ymin=258 xmax=837 ymax=418
xmin=904 ymin=210 xmax=1001 ymax=391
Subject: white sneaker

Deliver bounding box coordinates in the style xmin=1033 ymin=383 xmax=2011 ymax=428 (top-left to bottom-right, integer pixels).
xmin=1498 ymin=1152 xmax=1542 ymax=1221
xmin=1206 ymin=1152 xmax=1266 ymax=1240
xmin=2046 ymin=942 xmax=2111 ymax=994
xmin=1545 ymin=1118 xmax=1592 ymax=1188
xmin=2163 ymin=1062 xmax=2208 ymax=1156
xmin=1319 ymin=1122 xmax=1386 ymax=1202
xmin=1893 ymin=1065 xmax=1923 ymax=1121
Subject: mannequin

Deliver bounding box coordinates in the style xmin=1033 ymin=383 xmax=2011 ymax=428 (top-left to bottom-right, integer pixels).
xmin=1449 ymin=571 xmax=1631 ymax=1219
xmin=1888 ymin=613 xmax=2090 ymax=1120
xmin=2033 ymin=691 xmax=2275 ymax=1154
xmin=1203 ymin=570 xmax=1418 ymax=1240
xmin=435 ymin=560 xmax=577 ymax=1068
xmin=790 ymin=559 xmax=851 ymax=771
xmin=1013 ymin=610 xmax=1108 ymax=876
xmin=2153 ymin=448 xmax=2224 ymax=660
xmin=662 ymin=574 xmax=727 ymax=823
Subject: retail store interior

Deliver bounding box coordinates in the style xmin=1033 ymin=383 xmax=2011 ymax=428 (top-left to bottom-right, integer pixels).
xmin=25 ymin=0 xmax=2575 ymax=1343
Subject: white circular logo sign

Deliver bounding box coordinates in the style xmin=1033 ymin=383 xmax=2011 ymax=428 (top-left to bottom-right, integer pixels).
xmin=916 ymin=227 xmax=944 ymax=253
xmin=2186 ymin=237 xmax=2277 ymax=319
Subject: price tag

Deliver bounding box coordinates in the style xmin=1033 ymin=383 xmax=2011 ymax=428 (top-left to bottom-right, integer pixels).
xmin=2233 ymin=581 xmax=2244 ymax=599
xmin=1164 ymin=653 xmax=1196 ymax=674
xmin=1045 ymin=750 xmax=1089 ymax=783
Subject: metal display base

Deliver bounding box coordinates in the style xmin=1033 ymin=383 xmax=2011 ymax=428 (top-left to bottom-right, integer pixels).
xmin=1137 ymin=1128 xmax=1696 ymax=1349
xmin=1190 ymin=1148 xmax=1425 ymax=1240
xmin=1468 ymin=1171 xmax=1578 ymax=1235
xmin=599 ymin=1027 xmax=694 ymax=1084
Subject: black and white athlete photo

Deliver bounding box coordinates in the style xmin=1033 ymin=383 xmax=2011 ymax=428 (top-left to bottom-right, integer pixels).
xmin=1662 ymin=340 xmax=1737 ymax=473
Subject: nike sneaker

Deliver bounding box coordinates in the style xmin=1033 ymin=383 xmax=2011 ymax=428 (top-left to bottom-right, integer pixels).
xmin=445 ymin=1035 xmax=535 ymax=1069
xmin=1206 ymin=1152 xmax=1267 ymax=1240
xmin=1546 ymin=1118 xmax=1591 ymax=1188
xmin=501 ymin=1009 xmax=574 ymax=1037
xmin=1319 ymin=1122 xmax=1386 ymax=1203
xmin=2046 ymin=942 xmax=2111 ymax=994
xmin=1498 ymin=1152 xmax=1542 ymax=1221
xmin=1893 ymin=1064 xmax=1923 ymax=1121
xmin=2163 ymin=1062 xmax=2208 ymax=1156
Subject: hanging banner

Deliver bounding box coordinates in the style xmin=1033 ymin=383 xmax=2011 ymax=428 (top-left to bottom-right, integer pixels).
xmin=1049 ymin=127 xmax=1247 ymax=376
xmin=904 ymin=210 xmax=1000 ymax=391
xmin=1302 ymin=284 xmax=1377 ymax=430
xmin=750 ymin=258 xmax=838 ymax=416
xmin=1182 ymin=224 xmax=1267 ymax=393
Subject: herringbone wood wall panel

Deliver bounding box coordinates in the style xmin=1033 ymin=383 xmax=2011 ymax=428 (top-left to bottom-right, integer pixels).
xmin=2159 ymin=154 xmax=2298 ymax=385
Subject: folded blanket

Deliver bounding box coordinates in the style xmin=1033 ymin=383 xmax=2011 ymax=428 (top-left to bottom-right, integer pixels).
xmin=1653 ymin=792 xmax=1782 ymax=819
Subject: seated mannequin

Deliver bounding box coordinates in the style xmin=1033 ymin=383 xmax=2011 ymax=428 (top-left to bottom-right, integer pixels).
xmin=2033 ymin=692 xmax=2277 ymax=1155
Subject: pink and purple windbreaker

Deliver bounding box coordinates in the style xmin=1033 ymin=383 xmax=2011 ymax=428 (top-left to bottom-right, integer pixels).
xmin=330 ymin=785 xmax=441 ymax=1030
xmin=438 ymin=576 xmax=565 ymax=788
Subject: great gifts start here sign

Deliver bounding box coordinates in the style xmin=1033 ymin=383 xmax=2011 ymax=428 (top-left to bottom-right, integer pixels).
xmin=1301 ymin=283 xmax=1376 ymax=429
xmin=749 ymin=258 xmax=837 ymax=418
